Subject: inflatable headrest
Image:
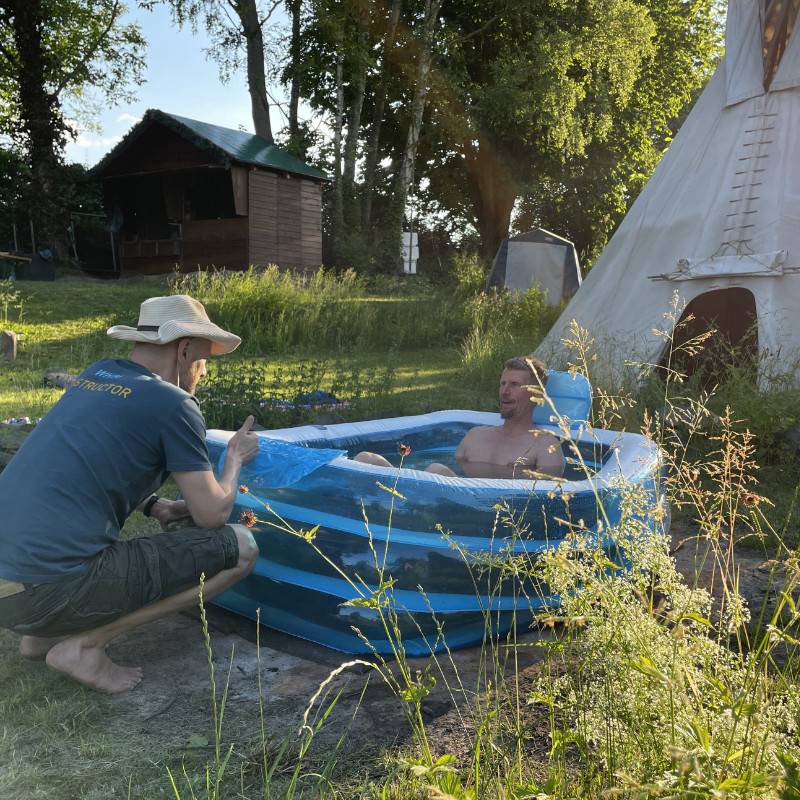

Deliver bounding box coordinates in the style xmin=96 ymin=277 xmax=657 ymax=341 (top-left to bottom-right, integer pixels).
xmin=532 ymin=369 xmax=592 ymax=429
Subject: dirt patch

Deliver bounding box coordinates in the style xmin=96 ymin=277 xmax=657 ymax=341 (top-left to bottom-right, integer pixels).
xmin=97 ymin=605 xmax=551 ymax=765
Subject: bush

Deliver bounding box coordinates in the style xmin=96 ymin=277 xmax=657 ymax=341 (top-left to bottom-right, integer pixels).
xmin=451 ymin=250 xmax=489 ymax=297
xmin=460 ymin=287 xmax=562 ymax=394
xmin=199 ymin=357 xmax=397 ymax=430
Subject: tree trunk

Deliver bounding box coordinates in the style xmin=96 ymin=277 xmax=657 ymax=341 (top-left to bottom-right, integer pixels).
xmin=6 ymin=0 xmax=68 ymax=256
xmin=234 ymin=0 xmax=272 ymax=143
xmin=331 ymin=52 xmax=345 ymax=261
xmin=361 ymin=0 xmax=402 ymax=233
xmin=288 ymin=0 xmax=301 ymax=141
xmin=342 ymin=30 xmax=367 ymax=228
xmin=388 ymin=0 xmax=443 ymax=270
xmin=463 ymin=139 xmax=518 ymax=261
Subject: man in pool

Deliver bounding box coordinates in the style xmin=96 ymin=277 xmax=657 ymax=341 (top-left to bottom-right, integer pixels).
xmin=354 ymin=356 xmax=565 ymax=479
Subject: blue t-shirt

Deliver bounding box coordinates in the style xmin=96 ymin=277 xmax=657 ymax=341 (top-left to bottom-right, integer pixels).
xmin=0 ymin=359 xmax=212 ymax=583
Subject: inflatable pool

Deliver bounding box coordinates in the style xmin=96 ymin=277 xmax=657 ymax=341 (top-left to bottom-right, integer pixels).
xmin=205 ymin=372 xmax=666 ymax=655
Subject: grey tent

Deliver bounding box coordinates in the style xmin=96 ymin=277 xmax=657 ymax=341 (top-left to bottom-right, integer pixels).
xmin=487 ymin=228 xmax=582 ymax=306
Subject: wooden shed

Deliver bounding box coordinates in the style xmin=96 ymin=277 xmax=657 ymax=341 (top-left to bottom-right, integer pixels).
xmin=93 ymin=109 xmax=328 ymax=275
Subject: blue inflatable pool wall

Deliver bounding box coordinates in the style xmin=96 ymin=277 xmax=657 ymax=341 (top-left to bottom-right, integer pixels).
xmin=206 ymin=370 xmax=666 ymax=655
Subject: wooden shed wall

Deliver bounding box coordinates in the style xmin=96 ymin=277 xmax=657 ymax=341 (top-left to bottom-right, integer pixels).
xmin=249 ymin=170 xmax=322 ymax=272
xmin=183 ymin=218 xmax=249 ymax=270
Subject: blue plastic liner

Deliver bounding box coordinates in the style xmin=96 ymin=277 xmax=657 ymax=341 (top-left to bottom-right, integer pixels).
xmin=219 ymin=436 xmax=345 ymax=489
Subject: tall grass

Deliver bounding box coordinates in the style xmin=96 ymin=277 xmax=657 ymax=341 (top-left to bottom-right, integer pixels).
xmin=460 ymin=287 xmax=562 ymax=392
xmin=561 ymin=294 xmax=800 ymax=548
xmin=170 ymin=268 xmax=472 ymax=353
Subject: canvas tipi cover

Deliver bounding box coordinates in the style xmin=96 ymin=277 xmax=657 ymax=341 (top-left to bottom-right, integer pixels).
xmin=487 ymin=229 xmax=581 ymax=305
xmin=537 ymin=0 xmax=800 ymax=377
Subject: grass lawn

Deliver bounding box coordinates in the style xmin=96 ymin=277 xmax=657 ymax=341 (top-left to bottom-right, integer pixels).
xmin=0 ymin=276 xmax=486 ymax=423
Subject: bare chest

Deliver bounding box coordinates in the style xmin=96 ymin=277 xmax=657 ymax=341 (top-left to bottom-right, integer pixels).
xmin=462 ymin=429 xmax=538 ymax=466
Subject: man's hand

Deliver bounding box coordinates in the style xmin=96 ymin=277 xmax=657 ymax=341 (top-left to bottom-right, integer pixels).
xmin=226 ymin=415 xmax=259 ymax=466
xmin=174 ymin=415 xmax=261 ymax=530
xmin=151 ymin=499 xmax=194 ymax=530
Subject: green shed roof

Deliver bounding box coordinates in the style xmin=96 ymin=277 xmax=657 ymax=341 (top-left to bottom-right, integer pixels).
xmin=95 ymin=108 xmax=329 ymax=181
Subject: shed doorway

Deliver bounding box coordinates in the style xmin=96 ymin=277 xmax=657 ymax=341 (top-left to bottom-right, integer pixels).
xmin=659 ymin=287 xmax=759 ymax=383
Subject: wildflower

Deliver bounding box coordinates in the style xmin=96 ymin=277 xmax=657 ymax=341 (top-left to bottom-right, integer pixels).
xmin=398 ymin=442 xmax=412 ymax=457
xmin=301 ymin=525 xmax=319 ymax=543
xmin=239 ymin=509 xmax=257 ymax=528
xmin=742 ymin=491 xmax=763 ymax=508
xmin=239 ymin=484 xmax=249 ymax=494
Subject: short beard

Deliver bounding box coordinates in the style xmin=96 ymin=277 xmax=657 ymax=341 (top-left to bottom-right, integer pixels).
xmin=500 ymin=407 xmax=512 ymax=420
xmin=178 ymin=369 xmax=198 ymax=395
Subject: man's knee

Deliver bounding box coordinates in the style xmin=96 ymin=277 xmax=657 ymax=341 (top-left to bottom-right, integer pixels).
xmin=354 ymin=451 xmax=392 ymax=467
xmin=229 ymin=524 xmax=259 ymax=574
xmin=425 ymin=462 xmax=456 ymax=477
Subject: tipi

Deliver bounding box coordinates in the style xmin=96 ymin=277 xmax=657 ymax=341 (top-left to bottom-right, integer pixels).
xmin=486 ymin=228 xmax=582 ymax=306
xmin=537 ymin=0 xmax=800 ymax=379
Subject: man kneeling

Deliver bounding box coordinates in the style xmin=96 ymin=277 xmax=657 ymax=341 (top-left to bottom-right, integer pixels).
xmin=0 ymin=296 xmax=260 ymax=694
xmin=355 ymin=356 xmax=565 ymax=479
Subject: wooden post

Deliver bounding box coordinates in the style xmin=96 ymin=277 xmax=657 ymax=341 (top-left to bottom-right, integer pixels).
xmin=1 ymin=330 xmax=17 ymax=361
xmin=110 ymin=230 xmax=117 ymax=273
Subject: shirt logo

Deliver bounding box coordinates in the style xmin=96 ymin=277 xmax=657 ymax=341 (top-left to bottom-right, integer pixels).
xmin=74 ymin=378 xmax=132 ymax=398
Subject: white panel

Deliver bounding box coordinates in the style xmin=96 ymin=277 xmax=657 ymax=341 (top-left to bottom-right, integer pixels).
xmin=725 ymin=0 xmax=765 ymax=107
xmin=772 ymin=11 xmax=800 ymax=91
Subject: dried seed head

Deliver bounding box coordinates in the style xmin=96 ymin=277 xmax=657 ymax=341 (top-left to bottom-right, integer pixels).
xmin=239 ymin=509 xmax=257 ymax=528
xmin=742 ymin=491 xmax=762 ymax=508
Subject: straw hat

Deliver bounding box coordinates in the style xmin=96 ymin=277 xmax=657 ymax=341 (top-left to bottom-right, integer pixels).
xmin=107 ymin=295 xmax=241 ymax=355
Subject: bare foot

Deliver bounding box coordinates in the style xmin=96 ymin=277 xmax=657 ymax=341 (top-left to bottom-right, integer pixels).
xmin=45 ymin=638 xmax=143 ymax=693
xmin=19 ymin=635 xmax=65 ymax=660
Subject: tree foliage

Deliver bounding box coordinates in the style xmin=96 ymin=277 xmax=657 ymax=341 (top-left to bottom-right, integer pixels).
xmin=418 ymin=0 xmax=722 ymax=261
xmin=0 ymin=0 xmax=723 ymax=271
xmin=516 ymin=0 xmax=723 ymax=264
xmin=0 ymin=0 xmax=145 ymax=134
xmin=0 ymin=0 xmax=144 ymax=252
xmin=281 ymin=0 xmax=722 ymax=270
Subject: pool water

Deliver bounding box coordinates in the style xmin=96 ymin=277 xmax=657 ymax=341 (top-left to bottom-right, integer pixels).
xmin=308 ymin=422 xmax=608 ymax=481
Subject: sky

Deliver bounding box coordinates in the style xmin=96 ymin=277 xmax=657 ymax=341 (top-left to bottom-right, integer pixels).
xmin=64 ymin=3 xmax=296 ymax=166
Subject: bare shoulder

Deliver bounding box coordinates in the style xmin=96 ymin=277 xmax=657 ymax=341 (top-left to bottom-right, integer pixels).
xmin=529 ymin=427 xmax=561 ymax=446
xmin=526 ymin=427 xmax=565 ymax=477
xmin=465 ymin=425 xmax=496 ymax=438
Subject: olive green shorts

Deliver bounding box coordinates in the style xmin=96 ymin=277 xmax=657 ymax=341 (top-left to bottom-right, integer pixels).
xmin=0 ymin=526 xmax=239 ymax=637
